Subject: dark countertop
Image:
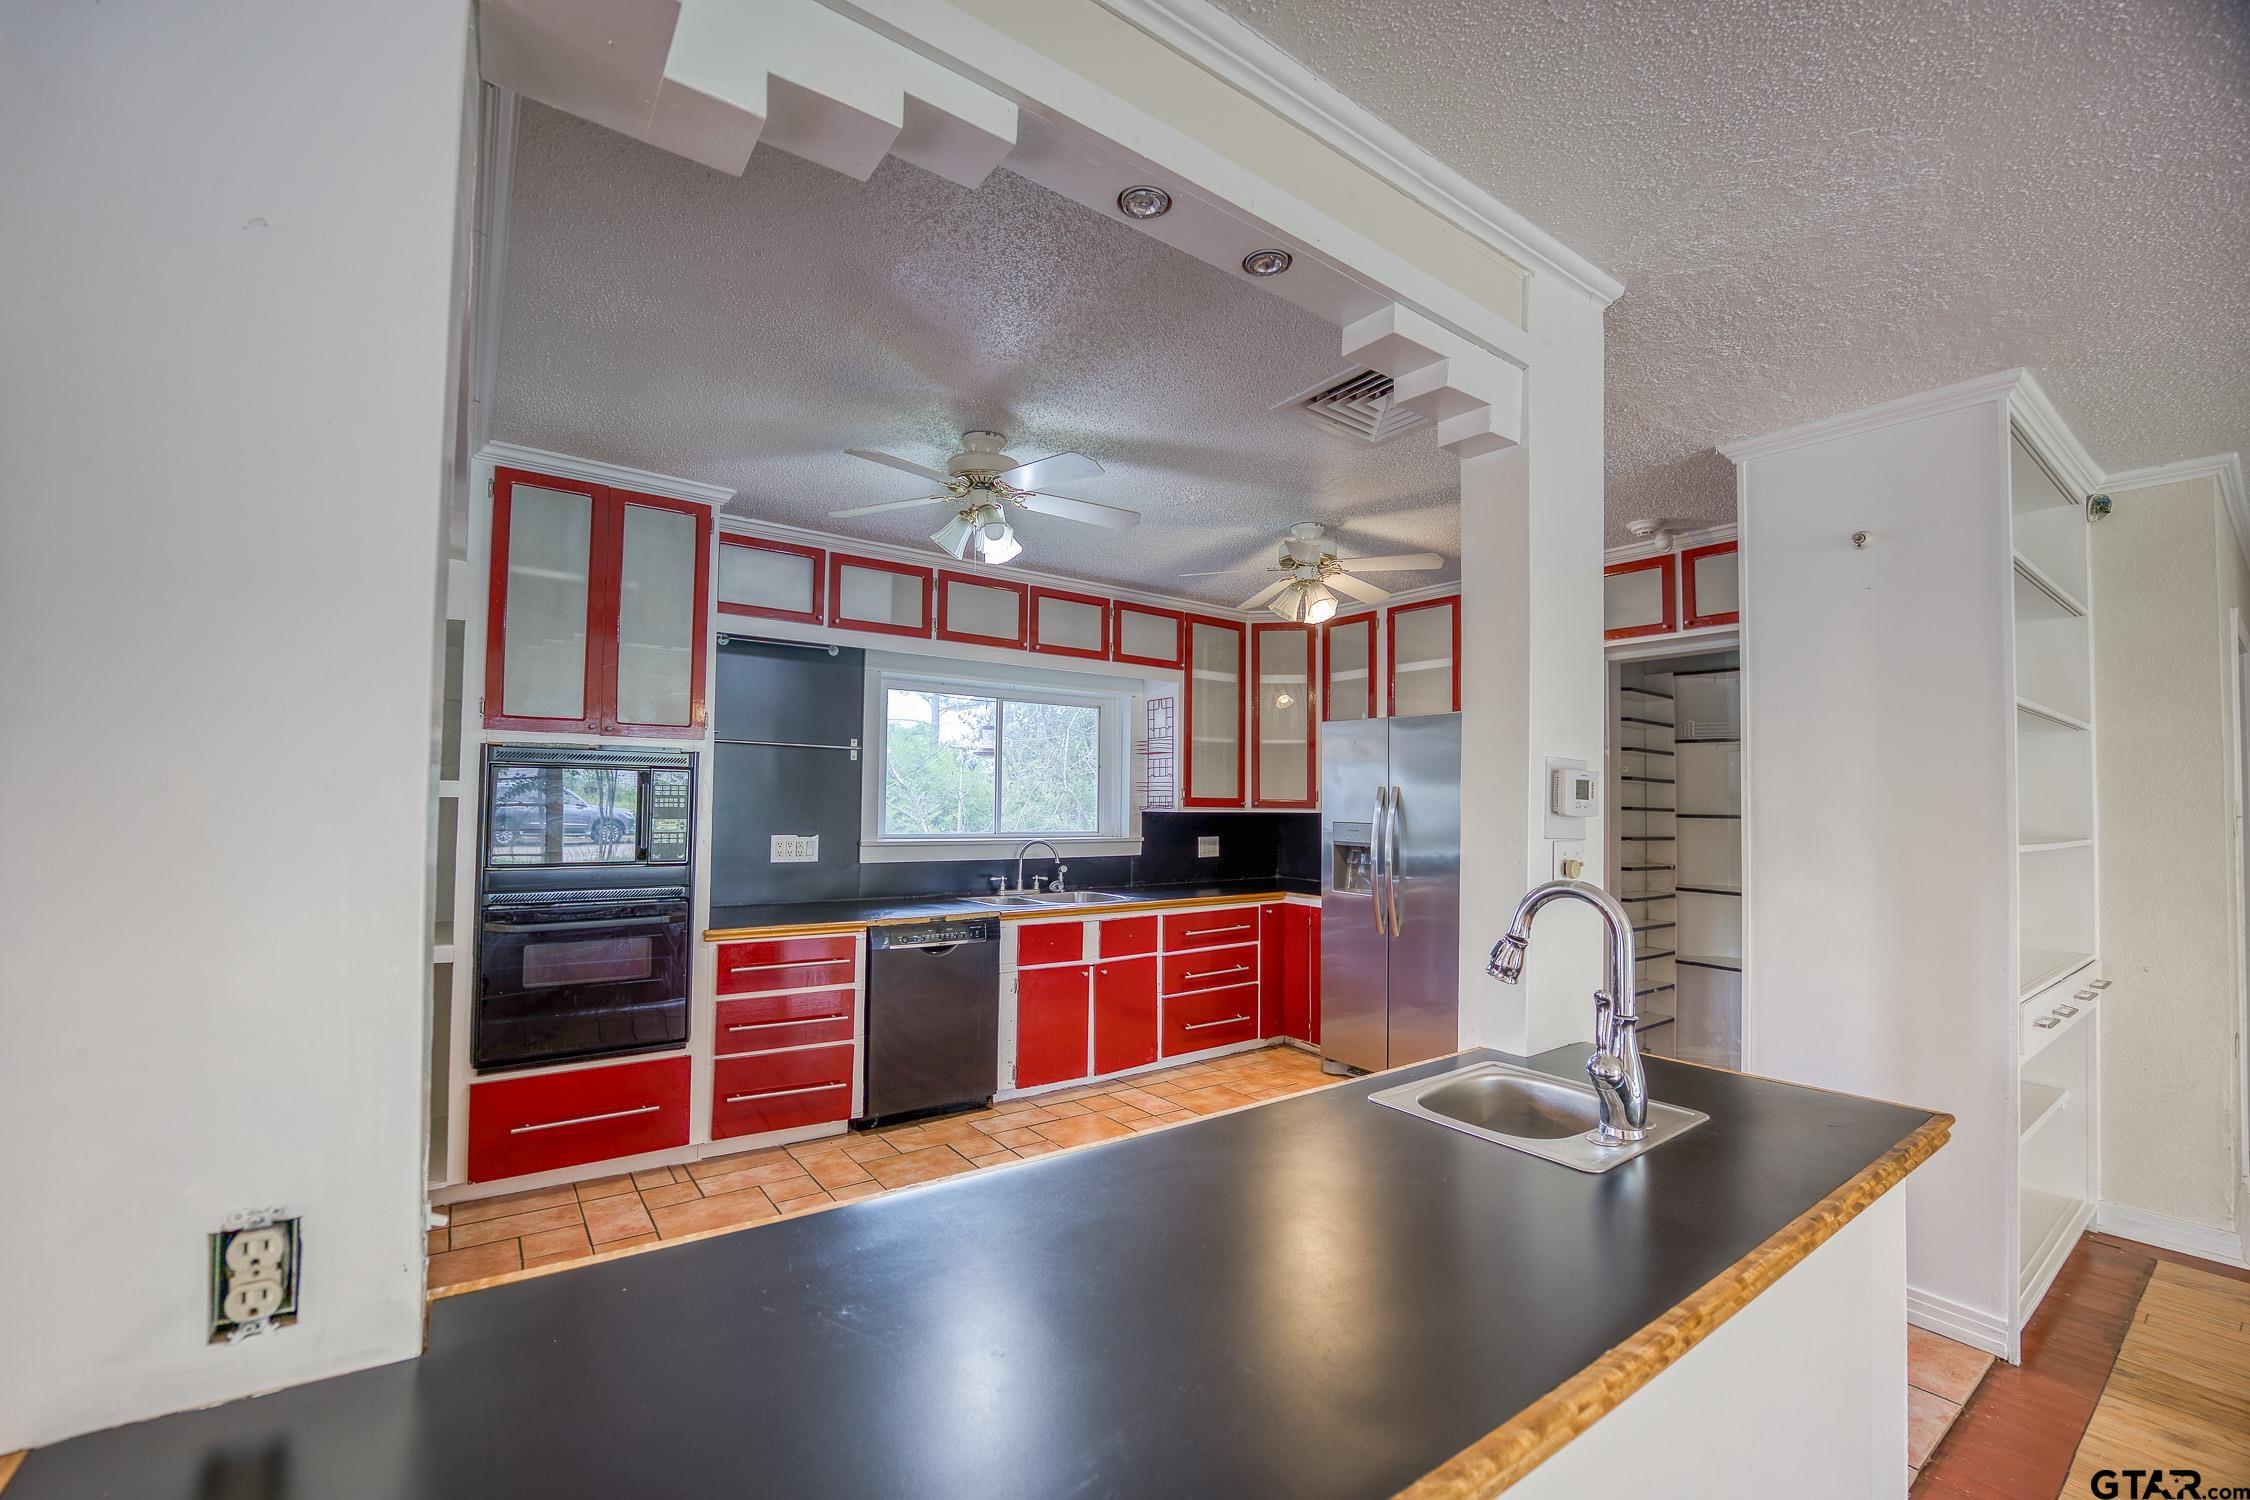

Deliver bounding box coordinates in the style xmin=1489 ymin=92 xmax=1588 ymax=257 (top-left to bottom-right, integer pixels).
xmin=707 ymin=877 xmax=1319 ymax=935
xmin=15 ymin=1047 xmax=1943 ymax=1500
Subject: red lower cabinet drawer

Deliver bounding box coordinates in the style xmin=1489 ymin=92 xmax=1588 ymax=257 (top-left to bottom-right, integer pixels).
xmin=1162 ymin=907 xmax=1262 ymax=951
xmin=1015 ymin=920 xmax=1086 ymax=967
xmin=711 ymin=1044 xmax=855 ymax=1140
xmin=715 ymin=988 xmax=856 ymax=1053
xmin=467 ymin=1055 xmax=690 ymax=1182
xmin=1161 ymin=945 xmax=1258 ymax=996
xmin=716 ymin=935 xmax=857 ymax=995
xmin=1098 ymin=914 xmax=1158 ymax=957
xmin=1162 ymin=983 xmax=1260 ymax=1056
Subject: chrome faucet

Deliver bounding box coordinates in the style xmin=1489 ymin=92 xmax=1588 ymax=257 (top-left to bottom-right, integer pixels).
xmin=1487 ymin=879 xmax=1649 ymax=1145
xmin=1013 ymin=839 xmax=1065 ymax=894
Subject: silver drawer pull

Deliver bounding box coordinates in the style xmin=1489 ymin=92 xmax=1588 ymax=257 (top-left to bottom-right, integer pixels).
xmin=725 ymin=1081 xmax=848 ymax=1104
xmin=2088 ymin=979 xmax=2110 ymax=990
xmin=728 ymin=1015 xmax=847 ymax=1031
xmin=728 ymin=958 xmax=849 ymax=974
xmin=1183 ymin=1014 xmax=1250 ymax=1031
xmin=510 ymin=1103 xmax=660 ymax=1135
xmin=2054 ymin=1004 xmax=2079 ymax=1017
xmin=1182 ymin=964 xmax=1251 ymax=982
xmin=2033 ymin=1016 xmax=2061 ymax=1030
xmin=1184 ymin=924 xmax=1252 ymax=938
xmin=2073 ymin=990 xmax=2096 ymax=1001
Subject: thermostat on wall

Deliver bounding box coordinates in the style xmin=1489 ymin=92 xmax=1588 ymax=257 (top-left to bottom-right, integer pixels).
xmin=1549 ymin=766 xmax=1597 ymax=820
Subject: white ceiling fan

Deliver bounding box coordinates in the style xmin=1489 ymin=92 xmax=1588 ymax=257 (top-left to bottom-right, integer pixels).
xmin=831 ymin=430 xmax=1141 ymax=566
xmin=1182 ymin=523 xmax=1444 ymax=622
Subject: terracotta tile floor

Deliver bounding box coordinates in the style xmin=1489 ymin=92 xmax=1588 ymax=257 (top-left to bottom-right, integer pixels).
xmin=428 ymin=1042 xmax=1340 ymax=1293
xmin=1908 ymin=1324 xmax=1996 ymax=1489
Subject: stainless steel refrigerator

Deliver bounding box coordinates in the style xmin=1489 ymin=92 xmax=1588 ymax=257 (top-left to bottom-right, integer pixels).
xmin=1320 ymin=714 xmax=1462 ymax=1073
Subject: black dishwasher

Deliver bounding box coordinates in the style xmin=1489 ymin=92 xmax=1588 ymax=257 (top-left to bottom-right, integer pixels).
xmin=862 ymin=916 xmax=1001 ymax=1127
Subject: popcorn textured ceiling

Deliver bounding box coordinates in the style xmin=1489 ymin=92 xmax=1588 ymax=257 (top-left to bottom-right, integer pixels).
xmin=492 ymin=104 xmax=1462 ymax=606
xmin=1214 ymin=0 xmax=2250 ymax=541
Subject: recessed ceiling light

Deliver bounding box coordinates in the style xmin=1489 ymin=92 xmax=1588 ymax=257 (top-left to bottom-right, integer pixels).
xmin=1242 ymin=248 xmax=1293 ymax=277
xmin=1116 ymin=185 xmax=1172 ymax=220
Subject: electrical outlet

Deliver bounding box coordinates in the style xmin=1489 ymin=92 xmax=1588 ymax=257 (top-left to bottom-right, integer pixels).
xmin=210 ymin=1212 xmax=299 ymax=1342
xmin=770 ymin=834 xmax=820 ymax=864
xmin=1197 ymin=836 xmax=1220 ymax=859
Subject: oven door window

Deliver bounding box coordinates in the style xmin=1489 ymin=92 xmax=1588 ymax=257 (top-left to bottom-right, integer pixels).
xmin=521 ymin=933 xmax=655 ymax=988
xmin=488 ymin=766 xmax=641 ymax=865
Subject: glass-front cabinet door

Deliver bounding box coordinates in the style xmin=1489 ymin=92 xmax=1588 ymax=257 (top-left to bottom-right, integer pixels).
xmin=1323 ymin=612 xmax=1377 ymax=721
xmin=1387 ymin=597 xmax=1460 ymax=716
xmin=1252 ymin=623 xmax=1316 ymax=807
xmin=1183 ymin=616 xmax=1245 ymax=807
xmin=485 ymin=468 xmax=712 ymax=736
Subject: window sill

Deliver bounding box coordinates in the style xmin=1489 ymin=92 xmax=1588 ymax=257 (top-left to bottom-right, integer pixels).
xmin=859 ymin=837 xmax=1142 ymax=864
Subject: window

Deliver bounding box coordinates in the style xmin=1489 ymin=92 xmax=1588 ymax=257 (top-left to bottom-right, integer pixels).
xmin=869 ymin=668 xmax=1132 ymax=853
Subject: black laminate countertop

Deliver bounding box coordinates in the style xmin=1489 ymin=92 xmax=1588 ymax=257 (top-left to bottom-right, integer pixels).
xmin=14 ymin=1047 xmax=1940 ymax=1500
xmin=707 ymin=877 xmax=1319 ymax=935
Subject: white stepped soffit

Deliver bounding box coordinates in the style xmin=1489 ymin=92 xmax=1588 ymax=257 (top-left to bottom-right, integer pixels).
xmin=1342 ymin=304 xmax=1523 ymax=457
xmin=479 ymin=0 xmax=1017 ymax=186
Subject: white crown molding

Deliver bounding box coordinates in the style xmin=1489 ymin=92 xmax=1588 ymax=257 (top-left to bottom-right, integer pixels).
xmin=1718 ymin=370 xmax=2026 ymax=466
xmin=2006 ymin=370 xmax=2104 ymax=500
xmin=477 ymin=441 xmax=735 ymax=507
xmin=1604 ymin=521 xmax=1736 ymax=566
xmin=1091 ymin=0 xmax=1623 ymax=309
xmin=2102 ymin=451 xmax=2250 ymax=572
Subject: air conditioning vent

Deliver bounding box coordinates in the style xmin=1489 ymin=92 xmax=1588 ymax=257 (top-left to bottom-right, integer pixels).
xmin=1276 ymin=369 xmax=1428 ymax=446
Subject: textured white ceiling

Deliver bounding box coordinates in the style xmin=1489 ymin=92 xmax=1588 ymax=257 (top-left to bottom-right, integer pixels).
xmin=1215 ymin=0 xmax=2250 ymax=541
xmin=492 ymin=103 xmax=1462 ymax=605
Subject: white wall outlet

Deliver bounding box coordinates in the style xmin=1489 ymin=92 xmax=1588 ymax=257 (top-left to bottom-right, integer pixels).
xmin=1197 ymin=836 xmax=1221 ymax=859
xmin=770 ymin=834 xmax=820 ymax=863
xmin=210 ymin=1214 xmax=299 ymax=1342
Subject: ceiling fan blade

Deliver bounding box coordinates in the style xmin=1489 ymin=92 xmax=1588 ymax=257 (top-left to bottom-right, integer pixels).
xmin=1328 ymin=572 xmax=1393 ymax=604
xmin=1018 ymin=493 xmax=1141 ymax=530
xmin=845 ymin=448 xmax=951 ymax=484
xmin=1238 ymin=578 xmax=1293 ymax=611
xmin=829 ymin=493 xmax=958 ymax=519
xmin=995 ymin=451 xmax=1102 ymax=492
xmin=1335 ymin=552 xmax=1445 ymax=572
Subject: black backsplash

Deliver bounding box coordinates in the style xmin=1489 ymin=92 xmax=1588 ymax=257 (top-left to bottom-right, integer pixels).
xmin=718 ymin=809 xmax=1318 ymax=906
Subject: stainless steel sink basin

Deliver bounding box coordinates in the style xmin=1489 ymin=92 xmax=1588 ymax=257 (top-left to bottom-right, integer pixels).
xmin=1368 ymin=1060 xmax=1707 ymax=1173
xmin=971 ymin=890 xmax=1138 ymax=909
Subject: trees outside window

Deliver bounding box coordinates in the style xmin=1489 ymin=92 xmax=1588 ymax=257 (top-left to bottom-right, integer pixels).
xmin=881 ymin=683 xmax=1109 ymax=841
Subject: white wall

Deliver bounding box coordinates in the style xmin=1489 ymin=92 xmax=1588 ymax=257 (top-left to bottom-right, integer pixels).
xmin=0 ymin=0 xmax=470 ymax=1448
xmin=2093 ymin=476 xmax=2245 ymax=1240
xmin=1738 ymin=398 xmax=2017 ymax=1342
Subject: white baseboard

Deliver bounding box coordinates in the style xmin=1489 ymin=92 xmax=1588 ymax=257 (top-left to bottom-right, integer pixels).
xmin=1906 ymin=1285 xmax=2008 ymax=1358
xmin=2096 ymin=1202 xmax=2248 ymax=1268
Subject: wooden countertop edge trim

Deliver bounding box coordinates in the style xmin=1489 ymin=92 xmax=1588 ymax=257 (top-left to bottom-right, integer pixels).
xmin=1394 ymin=1110 xmax=1956 ymax=1500
xmin=0 ymin=1450 xmax=24 ymax=1493
xmin=703 ymin=890 xmax=1305 ymax=941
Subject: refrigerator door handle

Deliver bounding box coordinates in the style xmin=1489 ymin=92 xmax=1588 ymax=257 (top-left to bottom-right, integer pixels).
xmin=1386 ymin=783 xmax=1404 ymax=934
xmin=1371 ymin=785 xmax=1391 ymax=936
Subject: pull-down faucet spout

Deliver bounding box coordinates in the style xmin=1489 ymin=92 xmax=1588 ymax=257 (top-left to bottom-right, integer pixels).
xmin=1487 ymin=879 xmax=1649 ymax=1145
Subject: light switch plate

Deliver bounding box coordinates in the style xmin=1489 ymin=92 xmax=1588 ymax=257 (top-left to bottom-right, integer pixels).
xmin=770 ymin=834 xmax=821 ymax=863
xmin=1197 ymin=836 xmax=1221 ymax=859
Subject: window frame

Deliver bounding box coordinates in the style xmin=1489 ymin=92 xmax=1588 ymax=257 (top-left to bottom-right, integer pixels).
xmin=861 ymin=663 xmax=1138 ymax=861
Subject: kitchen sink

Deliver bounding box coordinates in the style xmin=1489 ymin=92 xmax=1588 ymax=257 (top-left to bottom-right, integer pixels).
xmin=971 ymin=890 xmax=1139 ymax=909
xmin=1367 ymin=1059 xmax=1707 ymax=1173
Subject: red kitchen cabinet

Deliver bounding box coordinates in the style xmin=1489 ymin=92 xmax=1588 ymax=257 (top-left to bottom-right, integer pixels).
xmin=1016 ymin=920 xmax=1087 ymax=968
xmin=1162 ymin=983 xmax=1260 ymax=1056
xmin=1162 ymin=908 xmax=1260 ymax=951
xmin=467 ymin=1055 xmax=690 ymax=1182
xmin=1015 ymin=964 xmax=1091 ymax=1088
xmin=1260 ymin=904 xmax=1285 ymax=1037
xmin=1603 ymin=554 xmax=1677 ymax=641
xmin=1161 ymin=946 xmax=1259 ymax=996
xmin=1092 ymin=957 xmax=1158 ymax=1075
xmin=710 ymin=1044 xmax=855 ymax=1139
xmin=1097 ymin=915 xmax=1158 ymax=958
xmin=1280 ymin=904 xmax=1321 ymax=1044
xmin=485 ymin=467 xmax=712 ymax=736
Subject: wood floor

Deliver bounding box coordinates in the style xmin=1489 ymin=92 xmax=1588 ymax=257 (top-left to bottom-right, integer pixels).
xmin=2063 ymin=1262 xmax=2250 ymax=1491
xmin=428 ymin=1042 xmax=1341 ymax=1293
xmin=1916 ymin=1233 xmax=2250 ymax=1498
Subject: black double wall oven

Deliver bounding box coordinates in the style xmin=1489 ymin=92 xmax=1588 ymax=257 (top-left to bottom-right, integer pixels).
xmin=475 ymin=745 xmax=695 ymax=1071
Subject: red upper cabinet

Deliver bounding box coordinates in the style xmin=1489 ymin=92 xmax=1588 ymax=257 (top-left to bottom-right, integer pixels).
xmin=1111 ymin=600 xmax=1185 ymax=669
xmin=1182 ymin=615 xmax=1246 ymax=807
xmin=1322 ymin=611 xmax=1378 ymax=722
xmin=828 ymin=553 xmax=933 ymax=638
xmin=717 ymin=535 xmax=824 ymax=624
xmin=1603 ymin=555 xmax=1677 ymax=641
xmin=1252 ymin=622 xmax=1317 ymax=809
xmin=1680 ymin=541 xmax=1740 ymax=629
xmin=486 ymin=468 xmax=712 ymax=736
xmin=935 ymin=571 xmax=1029 ymax=648
xmin=1386 ymin=596 xmax=1460 ymax=716
xmin=1029 ymin=586 xmax=1111 ymax=660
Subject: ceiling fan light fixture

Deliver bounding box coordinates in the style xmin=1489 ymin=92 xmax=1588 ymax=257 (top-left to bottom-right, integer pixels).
xmin=1116 ymin=185 xmax=1172 ymax=220
xmin=1300 ymin=581 xmax=1339 ymax=624
xmin=932 ymin=512 xmax=976 ymax=559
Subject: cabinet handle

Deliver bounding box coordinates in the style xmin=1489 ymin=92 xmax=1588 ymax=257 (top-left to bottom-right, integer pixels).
xmin=2088 ymin=979 xmax=2111 ymax=990
xmin=725 ymin=1081 xmax=848 ymax=1104
xmin=2073 ymin=990 xmax=2096 ymax=1001
xmin=728 ymin=958 xmax=848 ymax=974
xmin=510 ymin=1103 xmax=660 ymax=1135
xmin=727 ymin=1015 xmax=847 ymax=1031
xmin=2032 ymin=1016 xmax=2061 ymax=1030
xmin=2054 ymin=1004 xmax=2079 ymax=1018
xmin=1182 ymin=964 xmax=1251 ymax=982
xmin=1185 ymin=923 xmax=1252 ymax=938
xmin=1184 ymin=1014 xmax=1250 ymax=1031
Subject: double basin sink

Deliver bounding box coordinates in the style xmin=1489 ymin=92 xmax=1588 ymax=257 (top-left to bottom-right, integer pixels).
xmin=970 ymin=890 xmax=1141 ymax=910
